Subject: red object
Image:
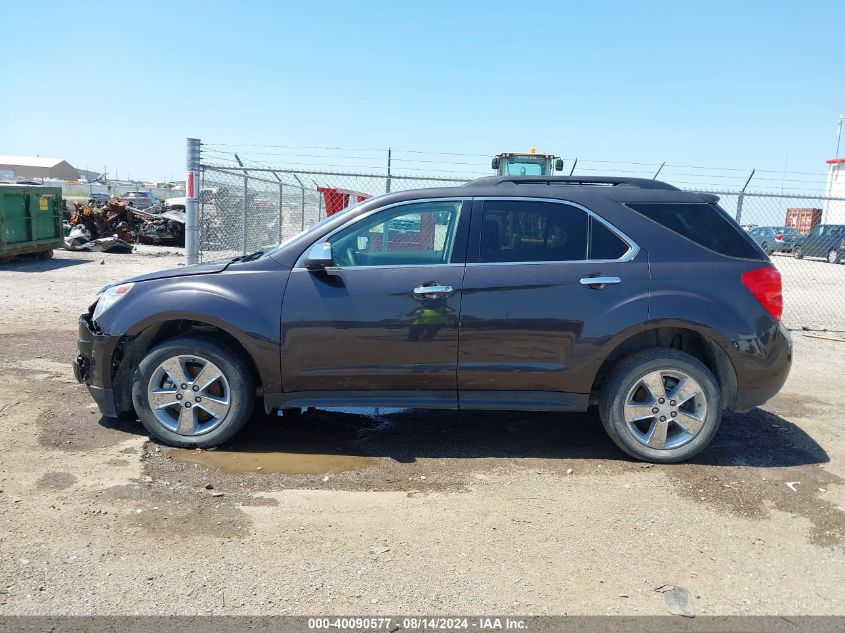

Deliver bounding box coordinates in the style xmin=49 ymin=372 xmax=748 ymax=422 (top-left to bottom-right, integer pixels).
xmin=186 ymin=171 xmax=196 ymax=198
xmin=826 ymin=158 xmax=845 ymax=164
xmin=317 ymin=187 xmax=370 ymax=216
xmin=774 ymin=234 xmax=783 ymax=241
xmin=741 ymin=267 xmax=783 ymax=320
xmin=784 ymin=208 xmax=822 ymax=235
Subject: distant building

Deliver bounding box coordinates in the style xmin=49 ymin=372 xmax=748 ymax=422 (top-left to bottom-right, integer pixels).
xmin=0 ymin=155 xmax=79 ymax=180
xmin=824 ymin=158 xmax=845 ymax=223
xmin=76 ymin=168 xmax=104 ymax=182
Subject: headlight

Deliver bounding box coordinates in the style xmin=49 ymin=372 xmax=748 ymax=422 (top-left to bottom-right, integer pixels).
xmin=92 ymin=282 xmax=134 ymax=322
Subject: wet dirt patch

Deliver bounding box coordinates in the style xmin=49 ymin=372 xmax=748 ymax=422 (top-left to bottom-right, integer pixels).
xmin=173 ymin=447 xmax=374 ymax=475
xmin=145 ymin=407 xmax=633 ymax=496
xmin=99 ymin=482 xmax=254 ymax=540
xmin=666 ymin=408 xmax=845 ymax=547
xmin=36 ymin=471 xmax=77 ymax=489
xmin=36 ymin=388 xmax=142 ymax=453
xmin=0 ymin=330 xmax=140 ymax=453
xmin=765 ymin=392 xmax=833 ymax=420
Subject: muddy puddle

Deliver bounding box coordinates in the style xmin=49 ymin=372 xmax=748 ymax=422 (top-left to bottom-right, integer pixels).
xmin=170 ymin=409 xmax=384 ymax=475
xmin=173 ymin=448 xmax=374 ymax=474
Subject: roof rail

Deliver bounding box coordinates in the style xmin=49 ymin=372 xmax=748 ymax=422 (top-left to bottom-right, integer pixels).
xmin=467 ymin=176 xmax=680 ymax=191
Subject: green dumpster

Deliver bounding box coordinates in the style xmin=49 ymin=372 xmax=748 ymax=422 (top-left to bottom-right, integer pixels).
xmin=0 ymin=183 xmax=64 ymax=262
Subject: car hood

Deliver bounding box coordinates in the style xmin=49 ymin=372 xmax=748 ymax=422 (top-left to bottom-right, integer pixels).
xmin=123 ymin=261 xmax=231 ymax=284
xmin=115 ymin=254 xmax=287 ymax=287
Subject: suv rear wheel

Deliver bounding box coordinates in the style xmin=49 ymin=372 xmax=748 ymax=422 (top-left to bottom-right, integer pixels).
xmin=827 ymin=249 xmax=842 ymax=264
xmin=599 ymin=349 xmax=722 ymax=463
xmin=131 ymin=336 xmax=254 ymax=448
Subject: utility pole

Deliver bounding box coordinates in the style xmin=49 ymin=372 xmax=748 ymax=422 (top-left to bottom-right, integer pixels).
xmin=185 ymin=138 xmax=201 ymax=265
xmin=836 ymin=114 xmax=843 ymax=158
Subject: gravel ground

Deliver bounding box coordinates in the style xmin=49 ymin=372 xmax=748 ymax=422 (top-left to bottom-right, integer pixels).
xmin=0 ymin=248 xmax=843 ymax=616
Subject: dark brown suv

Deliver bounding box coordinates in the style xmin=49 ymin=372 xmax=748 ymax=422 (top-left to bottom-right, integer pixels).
xmin=74 ymin=177 xmax=792 ymax=463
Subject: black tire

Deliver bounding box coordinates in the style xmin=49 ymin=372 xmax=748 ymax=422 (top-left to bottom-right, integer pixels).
xmin=793 ymin=246 xmax=803 ymax=259
xmin=761 ymin=242 xmax=773 ymax=256
xmin=827 ymin=249 xmax=842 ymax=265
xmin=598 ymin=348 xmax=722 ymax=463
xmin=38 ymin=249 xmax=53 ymax=260
xmin=131 ymin=336 xmax=254 ymax=448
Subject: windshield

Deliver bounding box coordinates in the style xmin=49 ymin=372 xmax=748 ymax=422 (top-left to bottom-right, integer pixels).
xmin=502 ymin=155 xmax=549 ymax=176
xmin=262 ymin=199 xmax=367 ymax=258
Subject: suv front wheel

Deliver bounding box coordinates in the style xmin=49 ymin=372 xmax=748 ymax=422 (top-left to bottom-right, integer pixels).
xmin=599 ymin=349 xmax=722 ymax=463
xmin=131 ymin=336 xmax=255 ymax=447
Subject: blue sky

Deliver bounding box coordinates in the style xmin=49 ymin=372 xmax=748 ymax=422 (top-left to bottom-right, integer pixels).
xmin=2 ymin=0 xmax=843 ymax=188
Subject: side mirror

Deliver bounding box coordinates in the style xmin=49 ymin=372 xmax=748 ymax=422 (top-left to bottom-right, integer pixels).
xmin=491 ymin=157 xmax=500 ymax=170
xmin=555 ymin=158 xmax=564 ymax=172
xmin=304 ymin=242 xmax=334 ymax=270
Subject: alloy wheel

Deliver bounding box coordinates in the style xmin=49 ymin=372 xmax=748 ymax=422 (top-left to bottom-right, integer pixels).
xmin=623 ymin=369 xmax=708 ymax=450
xmin=146 ymin=354 xmax=231 ymax=436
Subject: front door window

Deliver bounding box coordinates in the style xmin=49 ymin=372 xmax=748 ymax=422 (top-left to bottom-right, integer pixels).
xmin=329 ymin=200 xmax=463 ymax=267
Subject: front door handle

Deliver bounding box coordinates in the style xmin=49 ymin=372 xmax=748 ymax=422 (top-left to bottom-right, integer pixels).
xmin=413 ymin=284 xmax=454 ymax=298
xmin=579 ymin=276 xmax=621 ymax=288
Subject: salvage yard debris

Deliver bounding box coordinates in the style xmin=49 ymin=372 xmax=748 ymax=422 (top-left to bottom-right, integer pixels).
xmin=64 ymin=197 xmax=185 ymax=253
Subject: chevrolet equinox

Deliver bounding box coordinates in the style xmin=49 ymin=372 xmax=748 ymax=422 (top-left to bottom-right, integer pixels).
xmin=74 ymin=176 xmax=792 ymax=463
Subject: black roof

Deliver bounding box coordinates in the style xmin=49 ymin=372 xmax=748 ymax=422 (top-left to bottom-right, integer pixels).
xmin=366 ymin=175 xmax=715 ymax=207
xmin=466 ymin=176 xmax=681 ymax=190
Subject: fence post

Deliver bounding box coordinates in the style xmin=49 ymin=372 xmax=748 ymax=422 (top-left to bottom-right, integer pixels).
xmin=271 ymin=172 xmax=284 ymax=243
xmin=243 ymin=175 xmax=249 ymax=254
xmin=234 ymin=154 xmax=249 ymax=254
xmin=293 ymin=174 xmax=305 ymax=230
xmin=313 ymin=179 xmax=323 ymax=219
xmin=386 ymin=148 xmax=392 ymax=193
xmin=736 ymin=169 xmax=756 ymax=224
xmin=185 ymin=138 xmax=201 ymax=265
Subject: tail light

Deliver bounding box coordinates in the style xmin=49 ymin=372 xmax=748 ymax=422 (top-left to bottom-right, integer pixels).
xmin=774 ymin=234 xmax=783 ymax=241
xmin=741 ymin=267 xmax=782 ymax=320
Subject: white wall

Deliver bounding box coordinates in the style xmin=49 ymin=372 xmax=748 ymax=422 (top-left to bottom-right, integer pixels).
xmin=824 ymin=162 xmax=845 ymax=223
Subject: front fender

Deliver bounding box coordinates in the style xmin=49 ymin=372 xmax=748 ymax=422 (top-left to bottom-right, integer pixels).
xmin=96 ymin=267 xmax=289 ymax=394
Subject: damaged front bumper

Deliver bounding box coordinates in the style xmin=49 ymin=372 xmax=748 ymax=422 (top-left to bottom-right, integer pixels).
xmin=74 ymin=314 xmax=120 ymax=418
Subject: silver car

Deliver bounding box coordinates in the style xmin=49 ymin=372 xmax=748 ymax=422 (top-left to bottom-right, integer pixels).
xmin=122 ymin=191 xmax=158 ymax=210
xmin=747 ymin=226 xmax=802 ymax=255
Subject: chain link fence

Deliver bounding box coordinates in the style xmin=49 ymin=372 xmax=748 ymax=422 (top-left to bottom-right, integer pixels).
xmin=198 ymin=166 xmax=464 ymax=261
xmin=198 ymin=147 xmax=845 ymax=331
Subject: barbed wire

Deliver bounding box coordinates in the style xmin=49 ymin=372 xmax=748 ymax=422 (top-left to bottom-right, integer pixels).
xmin=199 ymin=145 xmax=834 ymax=195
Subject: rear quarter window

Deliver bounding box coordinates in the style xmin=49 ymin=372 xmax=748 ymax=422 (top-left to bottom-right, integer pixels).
xmin=626 ymin=202 xmax=764 ymax=260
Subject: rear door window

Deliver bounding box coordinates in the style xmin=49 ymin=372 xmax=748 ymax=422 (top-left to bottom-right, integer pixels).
xmin=626 ymin=202 xmax=763 ymax=260
xmin=479 ymin=200 xmax=588 ymax=263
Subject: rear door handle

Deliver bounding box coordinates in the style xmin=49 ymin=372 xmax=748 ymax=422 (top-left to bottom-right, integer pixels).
xmin=579 ymin=276 xmax=621 ymax=287
xmin=413 ymin=284 xmax=454 ymax=297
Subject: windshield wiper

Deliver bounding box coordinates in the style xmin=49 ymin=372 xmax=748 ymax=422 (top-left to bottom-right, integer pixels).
xmin=230 ymin=250 xmax=264 ymax=263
